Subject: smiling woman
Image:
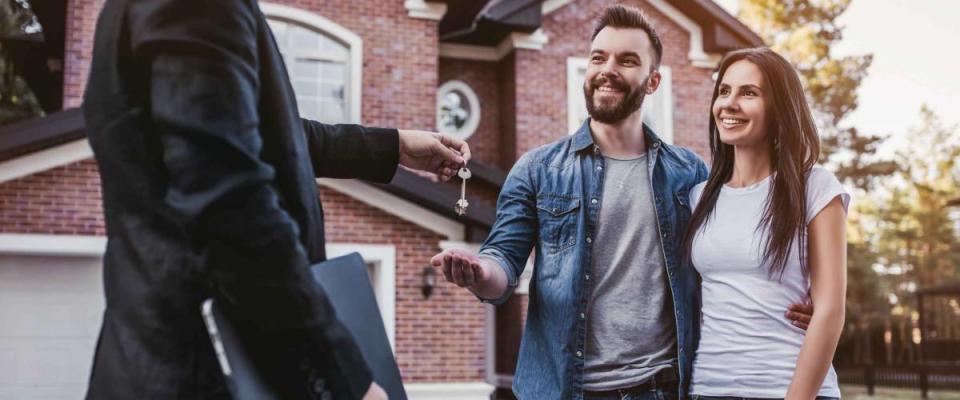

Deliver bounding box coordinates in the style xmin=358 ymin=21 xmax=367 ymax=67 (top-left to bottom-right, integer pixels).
xmin=684 ymin=47 xmax=849 ymax=400
xmin=712 ymin=60 xmax=767 ymax=147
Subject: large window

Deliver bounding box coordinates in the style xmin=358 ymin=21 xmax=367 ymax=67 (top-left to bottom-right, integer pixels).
xmin=566 ymin=58 xmax=674 ymax=143
xmin=263 ymin=4 xmax=362 ymax=124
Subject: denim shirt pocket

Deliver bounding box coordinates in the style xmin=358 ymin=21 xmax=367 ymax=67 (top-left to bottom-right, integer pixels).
xmin=675 ymin=189 xmax=692 ymax=230
xmin=536 ymin=195 xmax=580 ymax=254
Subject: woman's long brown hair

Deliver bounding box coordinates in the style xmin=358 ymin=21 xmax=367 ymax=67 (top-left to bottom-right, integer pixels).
xmin=683 ymin=47 xmax=821 ymax=278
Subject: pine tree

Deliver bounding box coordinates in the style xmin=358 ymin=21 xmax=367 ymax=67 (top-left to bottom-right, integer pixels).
xmin=737 ymin=0 xmax=896 ymax=190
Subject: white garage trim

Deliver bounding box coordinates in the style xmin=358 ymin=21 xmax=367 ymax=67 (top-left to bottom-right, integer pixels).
xmin=403 ymin=382 xmax=495 ymax=400
xmin=318 ymin=178 xmax=464 ymax=241
xmin=0 ymin=139 xmax=93 ymax=184
xmin=0 ymin=234 xmax=105 ymax=257
xmin=325 ymin=243 xmax=396 ymax=351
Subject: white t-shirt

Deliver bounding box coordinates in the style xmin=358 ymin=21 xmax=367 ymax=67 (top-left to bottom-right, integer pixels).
xmin=689 ymin=166 xmax=849 ymax=398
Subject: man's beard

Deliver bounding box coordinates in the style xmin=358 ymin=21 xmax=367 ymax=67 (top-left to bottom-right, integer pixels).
xmin=583 ymin=74 xmax=648 ymax=124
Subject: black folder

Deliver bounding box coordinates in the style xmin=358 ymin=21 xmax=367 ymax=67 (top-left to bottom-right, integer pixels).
xmin=202 ymin=252 xmax=407 ymax=399
xmin=310 ymin=252 xmax=407 ymax=400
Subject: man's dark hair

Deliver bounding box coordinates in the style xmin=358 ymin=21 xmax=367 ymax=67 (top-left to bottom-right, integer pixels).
xmin=591 ymin=4 xmax=663 ymax=71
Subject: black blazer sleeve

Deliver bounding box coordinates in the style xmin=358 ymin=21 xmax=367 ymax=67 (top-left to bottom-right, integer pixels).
xmin=129 ymin=0 xmax=372 ymax=396
xmin=302 ymin=119 xmax=400 ymax=183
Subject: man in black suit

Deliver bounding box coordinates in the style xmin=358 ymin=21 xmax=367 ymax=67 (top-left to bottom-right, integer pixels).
xmin=82 ymin=0 xmax=469 ymax=398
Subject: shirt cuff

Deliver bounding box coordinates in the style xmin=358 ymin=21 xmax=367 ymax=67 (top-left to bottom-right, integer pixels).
xmin=476 ymin=251 xmax=518 ymax=305
xmin=363 ymin=127 xmax=400 ymax=183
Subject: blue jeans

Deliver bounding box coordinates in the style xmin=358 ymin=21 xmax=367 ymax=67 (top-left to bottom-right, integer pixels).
xmin=691 ymin=396 xmax=839 ymax=400
xmin=583 ymin=387 xmax=679 ymax=400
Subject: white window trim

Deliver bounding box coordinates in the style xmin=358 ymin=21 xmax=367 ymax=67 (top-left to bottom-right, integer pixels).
xmin=325 ymin=243 xmax=397 ymax=352
xmin=404 ymin=0 xmax=448 ymax=21
xmin=436 ymin=80 xmax=481 ymax=140
xmin=261 ymin=3 xmax=363 ymax=123
xmin=566 ymin=57 xmax=588 ymax=134
xmin=650 ymin=66 xmax=674 ymax=144
xmin=541 ymin=0 xmax=572 ymax=15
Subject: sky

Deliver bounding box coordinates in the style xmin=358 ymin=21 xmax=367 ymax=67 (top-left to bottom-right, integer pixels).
xmin=715 ymin=0 xmax=960 ymax=156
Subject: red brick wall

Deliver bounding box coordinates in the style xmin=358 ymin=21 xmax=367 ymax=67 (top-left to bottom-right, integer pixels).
xmin=439 ymin=59 xmax=502 ymax=168
xmin=63 ymin=0 xmax=103 ymax=108
xmin=64 ymin=0 xmax=441 ymax=133
xmin=321 ymin=188 xmax=487 ymax=382
xmin=0 ymin=160 xmax=104 ymax=235
xmin=273 ymin=0 xmax=440 ymax=131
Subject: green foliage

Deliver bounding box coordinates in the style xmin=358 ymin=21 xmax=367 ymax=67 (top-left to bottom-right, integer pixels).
xmin=858 ymin=107 xmax=960 ymax=318
xmin=737 ymin=0 xmax=894 ymax=190
xmin=0 ymin=0 xmax=43 ymax=125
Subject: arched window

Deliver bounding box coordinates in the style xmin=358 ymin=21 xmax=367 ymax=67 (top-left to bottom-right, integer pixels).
xmin=262 ymin=4 xmax=362 ymax=123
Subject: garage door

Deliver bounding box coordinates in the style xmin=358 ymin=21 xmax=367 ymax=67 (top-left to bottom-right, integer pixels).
xmin=0 ymin=255 xmax=103 ymax=400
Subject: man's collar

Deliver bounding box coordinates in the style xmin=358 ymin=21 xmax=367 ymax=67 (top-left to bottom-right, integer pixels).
xmin=569 ymin=118 xmax=665 ymax=154
xmin=569 ymin=119 xmax=595 ymax=154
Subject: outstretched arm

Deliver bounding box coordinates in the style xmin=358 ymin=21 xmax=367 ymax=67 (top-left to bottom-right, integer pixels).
xmin=785 ymin=197 xmax=847 ymax=399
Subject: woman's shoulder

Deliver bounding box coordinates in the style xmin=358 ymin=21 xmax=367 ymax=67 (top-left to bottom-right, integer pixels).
xmin=806 ymin=165 xmax=840 ymax=185
xmin=804 ymin=166 xmax=851 ymax=223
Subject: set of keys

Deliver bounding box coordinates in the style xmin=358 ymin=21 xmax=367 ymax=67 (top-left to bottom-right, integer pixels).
xmin=455 ymin=167 xmax=471 ymax=216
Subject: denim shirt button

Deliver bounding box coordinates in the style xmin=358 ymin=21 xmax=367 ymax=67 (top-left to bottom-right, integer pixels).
xmin=579 ymin=312 xmax=585 ymax=319
xmin=576 ymin=350 xmax=583 ymax=357
xmin=585 ymin=274 xmax=590 ymax=281
xmin=586 ymin=237 xmax=592 ymax=244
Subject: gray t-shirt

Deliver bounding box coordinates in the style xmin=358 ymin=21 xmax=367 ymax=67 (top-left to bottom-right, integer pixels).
xmin=582 ymin=154 xmax=678 ymax=391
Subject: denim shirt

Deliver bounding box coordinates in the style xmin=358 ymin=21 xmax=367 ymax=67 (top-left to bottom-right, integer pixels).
xmin=479 ymin=121 xmax=709 ymax=400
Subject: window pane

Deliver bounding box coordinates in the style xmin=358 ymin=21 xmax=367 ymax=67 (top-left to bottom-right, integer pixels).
xmin=319 ymin=100 xmax=345 ymax=122
xmin=291 ymin=25 xmax=348 ymax=61
xmin=267 ymin=17 xmax=352 ymax=123
xmin=320 ymin=82 xmax=344 ymax=101
xmin=298 ymin=98 xmax=320 ymax=120
xmin=267 ymin=19 xmax=288 ymax=46
xmin=291 ymin=59 xmax=321 ymax=78
xmin=291 ymin=79 xmax=320 ymax=96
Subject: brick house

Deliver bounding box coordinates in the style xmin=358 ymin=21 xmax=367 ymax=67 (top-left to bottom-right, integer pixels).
xmin=0 ymin=0 xmax=761 ymax=398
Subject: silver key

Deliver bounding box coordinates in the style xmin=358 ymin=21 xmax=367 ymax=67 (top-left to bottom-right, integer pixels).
xmin=455 ymin=167 xmax=471 ymax=215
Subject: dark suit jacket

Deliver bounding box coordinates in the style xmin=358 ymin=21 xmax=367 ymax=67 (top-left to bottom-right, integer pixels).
xmin=82 ymin=0 xmax=398 ymax=398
